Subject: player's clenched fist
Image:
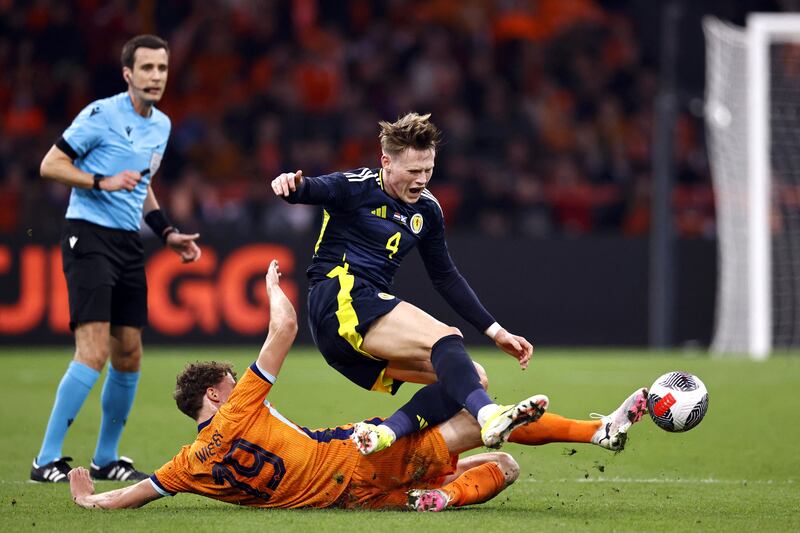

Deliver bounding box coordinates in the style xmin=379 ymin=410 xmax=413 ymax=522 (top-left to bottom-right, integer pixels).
xmin=271 ymin=170 xmax=303 ymax=197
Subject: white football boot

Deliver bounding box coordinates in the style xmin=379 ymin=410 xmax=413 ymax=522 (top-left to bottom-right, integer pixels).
xmin=480 ymin=394 xmax=549 ymax=448
xmin=591 ymin=388 xmax=648 ymax=451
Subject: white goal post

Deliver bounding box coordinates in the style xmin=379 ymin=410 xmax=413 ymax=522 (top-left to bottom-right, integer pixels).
xmin=704 ymin=14 xmax=800 ymax=359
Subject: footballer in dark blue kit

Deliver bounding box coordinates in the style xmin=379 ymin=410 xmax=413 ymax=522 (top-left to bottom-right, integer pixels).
xmin=299 ymin=166 xmax=447 ymax=295
xmin=272 ymin=113 xmax=545 ymax=456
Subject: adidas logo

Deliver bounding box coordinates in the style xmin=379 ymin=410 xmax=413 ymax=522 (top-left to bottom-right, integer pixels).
xmin=31 ymin=457 xmax=72 ymax=483
xmin=43 ymin=467 xmax=67 ymax=482
xmin=69 ymin=236 xmax=78 ymax=249
xmin=104 ymin=465 xmax=131 ymax=481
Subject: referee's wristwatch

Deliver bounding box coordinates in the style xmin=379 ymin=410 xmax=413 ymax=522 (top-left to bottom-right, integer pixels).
xmin=93 ymin=174 xmax=104 ymax=190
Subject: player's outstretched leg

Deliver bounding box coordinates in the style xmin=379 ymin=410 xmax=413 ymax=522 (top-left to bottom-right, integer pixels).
xmin=430 ymin=334 xmax=549 ymax=450
xmin=591 ymin=388 xmax=648 ymax=451
xmin=355 ymin=381 xmax=465 ymax=455
xmin=409 ymin=454 xmax=515 ymax=511
xmin=479 ymin=394 xmax=549 ymax=448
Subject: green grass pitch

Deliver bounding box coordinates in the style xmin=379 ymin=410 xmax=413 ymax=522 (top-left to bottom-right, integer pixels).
xmin=1 ymin=346 xmax=798 ymax=532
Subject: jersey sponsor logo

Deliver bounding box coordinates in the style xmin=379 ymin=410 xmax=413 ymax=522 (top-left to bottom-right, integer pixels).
xmin=149 ymin=151 xmax=163 ymax=177
xmin=68 ymin=236 xmax=78 ymax=249
xmin=377 ymin=292 xmax=395 ymax=300
xmin=392 ymin=212 xmax=407 ymax=225
xmin=410 ymin=213 xmax=424 ymax=234
xmin=89 ymin=106 xmax=101 ymax=117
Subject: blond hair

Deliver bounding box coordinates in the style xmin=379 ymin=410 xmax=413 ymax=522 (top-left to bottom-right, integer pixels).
xmin=379 ymin=112 xmax=441 ymax=155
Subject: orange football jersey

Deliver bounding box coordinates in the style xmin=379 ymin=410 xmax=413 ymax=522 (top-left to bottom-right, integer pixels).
xmin=151 ymin=363 xmax=363 ymax=507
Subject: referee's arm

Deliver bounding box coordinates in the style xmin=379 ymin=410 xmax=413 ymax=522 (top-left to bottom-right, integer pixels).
xmin=144 ymin=185 xmax=202 ymax=263
xmin=40 ymin=144 xmax=140 ymax=192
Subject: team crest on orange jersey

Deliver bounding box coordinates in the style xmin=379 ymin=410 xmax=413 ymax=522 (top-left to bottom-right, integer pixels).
xmin=410 ymin=214 xmax=424 ymax=234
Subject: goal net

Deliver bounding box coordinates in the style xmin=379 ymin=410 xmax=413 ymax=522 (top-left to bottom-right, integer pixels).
xmin=704 ymin=14 xmax=800 ymax=358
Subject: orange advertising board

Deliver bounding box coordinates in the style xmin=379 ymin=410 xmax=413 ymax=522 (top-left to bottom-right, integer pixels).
xmin=0 ymin=242 xmax=301 ymax=342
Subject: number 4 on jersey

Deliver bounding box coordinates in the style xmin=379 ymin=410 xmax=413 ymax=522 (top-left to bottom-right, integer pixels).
xmin=386 ymin=232 xmax=401 ymax=259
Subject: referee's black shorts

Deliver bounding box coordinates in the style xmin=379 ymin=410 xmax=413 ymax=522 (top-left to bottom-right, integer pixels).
xmin=61 ymin=219 xmax=147 ymax=330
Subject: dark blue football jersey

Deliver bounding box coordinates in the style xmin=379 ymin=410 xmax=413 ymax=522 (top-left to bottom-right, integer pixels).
xmin=285 ymin=167 xmax=495 ymax=332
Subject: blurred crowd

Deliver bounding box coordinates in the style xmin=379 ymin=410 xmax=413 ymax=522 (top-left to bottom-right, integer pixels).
xmin=0 ymin=0 xmax=716 ymax=240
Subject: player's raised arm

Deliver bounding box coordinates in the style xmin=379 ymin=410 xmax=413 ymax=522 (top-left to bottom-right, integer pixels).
xmin=269 ymin=169 xmax=358 ymax=207
xmin=256 ymin=260 xmax=298 ymax=378
xmin=68 ymin=467 xmax=161 ymax=510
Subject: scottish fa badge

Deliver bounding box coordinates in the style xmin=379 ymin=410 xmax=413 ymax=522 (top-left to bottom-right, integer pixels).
xmin=410 ymin=213 xmax=424 ymax=234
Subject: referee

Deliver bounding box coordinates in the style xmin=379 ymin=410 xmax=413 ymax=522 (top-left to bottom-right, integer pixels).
xmin=31 ymin=35 xmax=200 ymax=483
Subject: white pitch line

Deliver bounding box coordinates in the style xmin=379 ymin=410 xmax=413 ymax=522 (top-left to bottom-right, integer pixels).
xmin=522 ymin=478 xmax=795 ymax=485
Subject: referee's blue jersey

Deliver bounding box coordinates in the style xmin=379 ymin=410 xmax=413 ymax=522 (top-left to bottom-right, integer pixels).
xmin=59 ymin=92 xmax=171 ymax=231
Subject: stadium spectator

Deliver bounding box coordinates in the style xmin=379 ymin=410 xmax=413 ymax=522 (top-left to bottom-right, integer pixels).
xmin=65 ymin=259 xmax=648 ymax=512
xmin=31 ymin=35 xmax=200 ymax=484
xmin=0 ymin=1 xmax=717 ymax=240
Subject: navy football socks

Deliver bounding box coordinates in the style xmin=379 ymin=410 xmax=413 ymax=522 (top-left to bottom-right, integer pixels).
xmin=380 ymin=334 xmax=493 ymax=441
xmin=430 ymin=334 xmax=494 ymax=418
xmin=382 ymin=382 xmax=462 ymax=438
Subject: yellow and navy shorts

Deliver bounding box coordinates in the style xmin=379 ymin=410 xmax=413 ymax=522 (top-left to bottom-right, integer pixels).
xmin=308 ymin=267 xmax=403 ymax=394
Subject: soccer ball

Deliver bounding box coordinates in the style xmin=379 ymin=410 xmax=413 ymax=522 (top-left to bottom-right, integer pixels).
xmin=647 ymin=371 xmax=709 ymax=432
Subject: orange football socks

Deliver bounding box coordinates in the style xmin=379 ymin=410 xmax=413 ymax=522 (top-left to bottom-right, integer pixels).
xmin=442 ymin=462 xmax=506 ymax=507
xmin=508 ymin=413 xmax=601 ymax=445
